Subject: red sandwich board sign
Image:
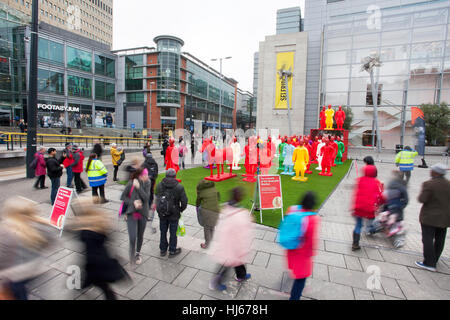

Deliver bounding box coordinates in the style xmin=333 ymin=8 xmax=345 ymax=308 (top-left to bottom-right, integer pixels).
xmin=256 ymin=175 xmax=284 ymax=224
xmin=49 ymin=187 xmax=74 ymax=236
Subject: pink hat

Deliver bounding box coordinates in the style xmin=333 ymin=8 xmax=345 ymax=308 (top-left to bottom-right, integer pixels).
xmin=141 ymin=168 xmax=149 ymax=177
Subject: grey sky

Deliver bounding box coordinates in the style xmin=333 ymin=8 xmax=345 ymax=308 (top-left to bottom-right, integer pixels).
xmin=113 ymin=0 xmax=305 ymax=93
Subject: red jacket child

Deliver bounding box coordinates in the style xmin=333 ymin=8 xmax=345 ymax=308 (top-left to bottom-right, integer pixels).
xmin=352 ymin=165 xmax=384 ymax=219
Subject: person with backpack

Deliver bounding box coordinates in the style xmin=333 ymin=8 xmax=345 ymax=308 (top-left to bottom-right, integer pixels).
xmin=72 ymin=145 xmax=88 ymax=194
xmin=178 ymin=137 xmax=188 ymax=170
xmin=86 ymin=153 xmax=109 ymax=204
xmin=32 ymin=147 xmax=47 ymax=190
xmin=209 ymin=187 xmax=253 ymax=291
xmin=46 ymin=148 xmax=65 ymax=205
xmin=121 ymin=167 xmax=151 ymax=266
xmin=142 ymin=153 xmax=158 ymax=233
xmin=155 ymin=168 xmax=188 ymax=258
xmin=351 ymin=165 xmax=384 ymax=251
xmin=110 ymin=143 xmax=124 ymax=182
xmin=196 ymin=179 xmax=220 ymax=249
xmin=279 ymin=192 xmax=320 ymax=300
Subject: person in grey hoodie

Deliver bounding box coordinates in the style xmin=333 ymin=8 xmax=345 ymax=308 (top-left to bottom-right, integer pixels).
xmin=121 ymin=167 xmax=151 ymax=266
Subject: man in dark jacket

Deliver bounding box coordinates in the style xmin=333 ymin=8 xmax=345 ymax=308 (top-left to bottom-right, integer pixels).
xmin=196 ymin=179 xmax=220 ymax=249
xmin=416 ymin=163 xmax=450 ymax=272
xmin=155 ymin=168 xmax=188 ymax=258
xmin=142 ymin=153 xmax=159 ymax=232
xmin=46 ymin=148 xmax=64 ymax=205
xmin=161 ymin=138 xmax=169 ymax=163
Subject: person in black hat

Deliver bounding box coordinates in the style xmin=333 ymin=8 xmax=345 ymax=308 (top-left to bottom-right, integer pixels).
xmin=46 ymin=148 xmax=65 ymax=205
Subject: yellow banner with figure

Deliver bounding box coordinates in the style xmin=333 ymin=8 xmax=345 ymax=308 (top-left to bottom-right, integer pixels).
xmin=275 ymin=52 xmax=294 ymax=109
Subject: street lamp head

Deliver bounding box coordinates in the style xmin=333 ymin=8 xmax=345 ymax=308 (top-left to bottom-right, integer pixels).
xmin=225 ymin=56 xmax=232 ymax=60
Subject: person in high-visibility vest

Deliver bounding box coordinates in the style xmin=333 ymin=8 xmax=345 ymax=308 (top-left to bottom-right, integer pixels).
xmin=86 ymin=153 xmax=109 ymax=204
xmin=395 ymin=146 xmax=418 ymax=185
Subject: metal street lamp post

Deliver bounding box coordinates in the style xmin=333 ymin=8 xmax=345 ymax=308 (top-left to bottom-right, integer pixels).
xmin=361 ymin=54 xmax=382 ymax=153
xmin=211 ymin=56 xmax=232 ymax=134
xmin=26 ymin=0 xmax=39 ymax=179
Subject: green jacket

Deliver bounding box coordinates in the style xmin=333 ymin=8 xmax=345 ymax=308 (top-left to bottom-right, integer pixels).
xmin=196 ymin=179 xmax=220 ymax=227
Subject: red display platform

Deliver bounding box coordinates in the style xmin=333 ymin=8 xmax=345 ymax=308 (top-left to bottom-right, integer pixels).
xmin=204 ymin=172 xmax=237 ymax=182
xmin=243 ymin=175 xmax=257 ymax=183
xmin=310 ymin=129 xmax=349 ymax=162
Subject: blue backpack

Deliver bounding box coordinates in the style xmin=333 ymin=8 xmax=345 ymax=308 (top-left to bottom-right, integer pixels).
xmin=277 ymin=205 xmax=317 ymax=250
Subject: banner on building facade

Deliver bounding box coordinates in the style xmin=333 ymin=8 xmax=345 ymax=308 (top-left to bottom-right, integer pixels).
xmin=275 ymin=52 xmax=295 ymax=110
xmin=411 ymin=107 xmax=426 ymax=156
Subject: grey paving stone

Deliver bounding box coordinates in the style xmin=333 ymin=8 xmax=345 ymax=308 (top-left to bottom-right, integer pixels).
xmin=314 ymin=250 xmax=346 ymax=268
xmin=27 ymin=268 xmax=61 ymax=290
xmin=60 ymin=239 xmax=85 ymax=254
xmin=325 ymin=241 xmax=368 ymax=258
xmin=111 ymin=271 xmax=145 ymax=296
xmin=200 ymin=295 xmax=218 ymax=300
xmin=139 ymin=239 xmax=190 ymax=264
xmin=328 ymin=266 xmax=384 ymax=294
xmin=409 ymin=267 xmax=450 ymax=291
xmin=317 ymin=239 xmax=325 ymax=251
xmin=172 ymin=267 xmax=199 ymax=288
xmin=380 ymin=277 xmax=405 ymax=299
xmin=31 ymin=273 xmax=83 ymax=300
xmin=373 ymin=293 xmax=403 ymax=300
xmin=252 ymin=251 xmax=270 ymax=268
xmin=245 ymin=264 xmax=284 ymax=291
xmin=302 ymin=278 xmax=355 ymax=300
xmin=359 ymin=258 xmax=416 ymax=283
xmin=234 ymin=280 xmax=259 ymax=300
xmin=353 ymin=288 xmax=374 ymax=300
xmin=126 ymin=277 xmax=159 ymax=300
xmin=251 ymin=238 xmax=284 ymax=256
xmin=280 ymin=271 xmax=293 ymax=293
xmin=254 ymin=286 xmax=290 ymax=300
xmin=344 ymin=255 xmax=363 ymax=271
xmin=397 ymin=279 xmax=450 ymax=300
xmin=186 ymin=270 xmax=240 ymax=300
xmin=47 ymin=248 xmax=74 ymax=263
xmin=312 ymin=263 xmax=329 ymax=282
xmin=253 ymin=229 xmax=266 ymax=240
xmin=134 ymin=256 xmax=185 ymax=283
xmin=266 ymin=254 xmax=286 ymax=271
xmin=263 ymin=231 xmax=277 ymax=242
xmin=379 ymin=250 xmax=421 ymax=267
xmin=178 ymin=251 xmax=218 ymax=273
xmin=243 ymin=250 xmax=257 ymax=265
xmin=75 ymin=286 xmax=103 ymax=300
xmin=363 ymin=247 xmax=384 ymax=261
xmin=49 ymin=252 xmax=85 ymax=274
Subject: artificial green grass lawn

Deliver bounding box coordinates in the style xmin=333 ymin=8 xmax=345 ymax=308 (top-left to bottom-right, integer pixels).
xmin=150 ymin=160 xmax=352 ymax=229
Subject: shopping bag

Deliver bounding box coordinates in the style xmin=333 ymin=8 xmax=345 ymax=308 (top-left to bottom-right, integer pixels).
xmin=177 ymin=216 xmax=186 ymax=237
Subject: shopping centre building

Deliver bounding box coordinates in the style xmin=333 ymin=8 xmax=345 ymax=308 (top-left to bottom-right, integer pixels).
xmin=114 ymin=35 xmax=239 ymax=136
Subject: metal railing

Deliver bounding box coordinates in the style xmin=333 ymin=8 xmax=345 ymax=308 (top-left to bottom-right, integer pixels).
xmin=0 ymin=131 xmax=164 ymax=151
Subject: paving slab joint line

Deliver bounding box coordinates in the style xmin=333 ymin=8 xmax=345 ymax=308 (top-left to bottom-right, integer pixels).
xmin=318 ymin=163 xmax=352 ymax=215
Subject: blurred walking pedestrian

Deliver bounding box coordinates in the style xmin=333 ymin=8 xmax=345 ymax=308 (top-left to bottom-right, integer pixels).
xmin=155 ymin=168 xmax=188 ymax=258
xmin=110 ymin=143 xmax=124 ymax=182
xmin=351 ymin=165 xmax=384 ymax=251
xmin=0 ymin=198 xmax=55 ymax=300
xmin=124 ymin=157 xmax=142 ymax=181
xmin=72 ymin=145 xmax=88 ymax=194
xmin=284 ymin=192 xmax=320 ymax=300
xmin=86 ymin=153 xmax=109 ymax=204
xmin=33 ymin=147 xmax=47 ymax=190
xmin=62 ymin=143 xmax=74 ymax=188
xmin=209 ymin=187 xmax=253 ymax=291
xmin=142 ymin=153 xmax=158 ymax=233
xmin=46 ymin=148 xmax=65 ymax=205
xmin=121 ymin=168 xmax=151 ymax=266
xmin=416 ymin=163 xmax=450 ymax=272
xmin=196 ymin=179 xmax=220 ymax=249
xmin=178 ymin=137 xmax=188 ymax=170
xmin=69 ymin=199 xmax=130 ymax=300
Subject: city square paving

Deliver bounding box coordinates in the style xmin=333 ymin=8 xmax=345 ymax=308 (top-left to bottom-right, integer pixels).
xmin=2 ymin=153 xmax=449 ymax=300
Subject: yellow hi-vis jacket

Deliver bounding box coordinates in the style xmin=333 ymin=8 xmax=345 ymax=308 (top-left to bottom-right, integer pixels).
xmin=395 ymin=150 xmax=418 ymax=171
xmin=86 ymin=159 xmax=108 ymax=187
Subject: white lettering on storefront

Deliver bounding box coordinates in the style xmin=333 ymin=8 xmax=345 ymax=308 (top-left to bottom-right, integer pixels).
xmin=37 ymin=104 xmax=80 ymax=113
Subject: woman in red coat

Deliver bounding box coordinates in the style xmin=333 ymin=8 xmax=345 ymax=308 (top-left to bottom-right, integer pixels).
xmin=351 ymin=165 xmax=384 ymax=251
xmin=286 ymin=192 xmax=320 ymax=300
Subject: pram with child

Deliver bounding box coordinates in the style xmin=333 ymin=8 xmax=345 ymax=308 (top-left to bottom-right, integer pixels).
xmin=369 ymin=172 xmax=409 ymax=249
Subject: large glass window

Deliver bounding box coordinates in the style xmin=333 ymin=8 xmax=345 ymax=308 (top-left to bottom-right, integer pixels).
xmin=126 ymin=93 xmax=145 ymax=102
xmin=67 ymin=46 xmax=92 ymax=72
xmin=95 ymin=80 xmax=115 ymax=102
xmin=381 ymin=29 xmax=411 ymax=46
xmin=68 ymin=75 xmax=92 ymax=98
xmin=160 ymin=107 xmax=177 ymax=117
xmin=125 ymin=55 xmax=143 ymax=90
xmin=37 ymin=68 xmax=64 ymax=95
xmin=94 ymin=106 xmax=115 ymax=128
xmin=95 ymin=54 xmax=115 ymax=77
xmin=412 ymin=25 xmax=446 ymax=43
xmin=38 ymin=38 xmax=64 ymax=64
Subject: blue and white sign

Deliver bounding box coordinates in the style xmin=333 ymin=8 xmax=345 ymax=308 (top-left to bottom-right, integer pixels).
xmin=130 ymin=123 xmax=135 ymax=129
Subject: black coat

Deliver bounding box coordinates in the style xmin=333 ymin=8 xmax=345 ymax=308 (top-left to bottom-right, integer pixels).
xmin=142 ymin=155 xmax=159 ymax=180
xmin=46 ymin=156 xmax=64 ymax=179
xmin=155 ymin=177 xmax=188 ymax=221
xmin=92 ymin=144 xmax=103 ymax=159
xmin=79 ymin=230 xmax=128 ymax=285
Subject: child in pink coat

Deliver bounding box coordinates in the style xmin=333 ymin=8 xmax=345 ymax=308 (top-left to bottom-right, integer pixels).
xmin=210 ymin=187 xmax=253 ymax=291
xmin=286 ymin=192 xmax=320 ymax=300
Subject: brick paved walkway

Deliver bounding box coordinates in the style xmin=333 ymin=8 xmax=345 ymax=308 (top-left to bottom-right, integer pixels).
xmin=26 ymin=160 xmax=450 ymax=300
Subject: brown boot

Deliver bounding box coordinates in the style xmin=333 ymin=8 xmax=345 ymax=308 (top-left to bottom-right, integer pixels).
xmin=352 ymin=232 xmax=361 ymax=251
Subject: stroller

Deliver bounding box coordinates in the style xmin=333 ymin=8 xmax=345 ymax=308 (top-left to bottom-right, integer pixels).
xmin=370 ymin=207 xmax=406 ymax=248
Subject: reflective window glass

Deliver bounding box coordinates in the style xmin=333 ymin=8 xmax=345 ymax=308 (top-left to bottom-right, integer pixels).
xmin=413 ymin=9 xmax=447 ymax=28
xmin=37 ymin=68 xmax=64 ymax=95
xmin=353 ymin=33 xmax=380 ymax=49
xmin=380 ymin=45 xmax=409 ymax=62
xmin=351 ymin=77 xmax=371 ymax=91
xmin=68 ymin=75 xmax=91 ymax=98
xmin=410 ymin=59 xmax=442 ymax=74
xmin=407 ymin=90 xmax=436 ymax=105
xmin=67 ymin=46 xmax=92 ymax=72
xmin=378 ymin=76 xmax=408 ymax=91
xmin=353 ymin=48 xmax=379 ymax=64
xmin=325 ymin=92 xmax=347 ymax=105
xmin=379 ymin=61 xmax=409 ymax=76
xmin=325 ymin=78 xmax=349 ymax=92
xmin=38 ymin=37 xmax=63 ymax=64
xmin=409 ymin=73 xmax=440 ymax=90
xmin=326 ymin=50 xmax=351 ymax=65
xmin=349 ymin=91 xmax=367 ymax=105
xmin=380 ymin=90 xmax=404 ymax=105
xmin=411 ymin=42 xmax=444 ymax=59
xmin=381 ymin=29 xmax=411 ymax=46
xmin=326 ymin=36 xmax=352 ymax=51
xmin=325 ymin=65 xmax=350 ymax=79
xmin=412 ymin=25 xmax=445 ymax=43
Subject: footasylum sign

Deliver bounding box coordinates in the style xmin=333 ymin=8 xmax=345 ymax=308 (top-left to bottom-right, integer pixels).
xmin=38 ymin=103 xmax=80 ymax=113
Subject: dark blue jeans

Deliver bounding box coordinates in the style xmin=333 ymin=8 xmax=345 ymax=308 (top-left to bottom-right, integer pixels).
xmin=290 ymin=278 xmax=307 ymax=300
xmin=66 ymin=166 xmax=73 ymax=187
xmin=50 ymin=177 xmax=60 ymax=205
xmin=159 ymin=218 xmax=179 ymax=253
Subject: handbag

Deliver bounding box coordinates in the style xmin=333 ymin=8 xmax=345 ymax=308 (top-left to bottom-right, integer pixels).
xmin=176 ymin=216 xmax=186 ymax=237
xmin=196 ymin=206 xmax=204 ymax=227
xmin=119 ymin=185 xmax=134 ymax=217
